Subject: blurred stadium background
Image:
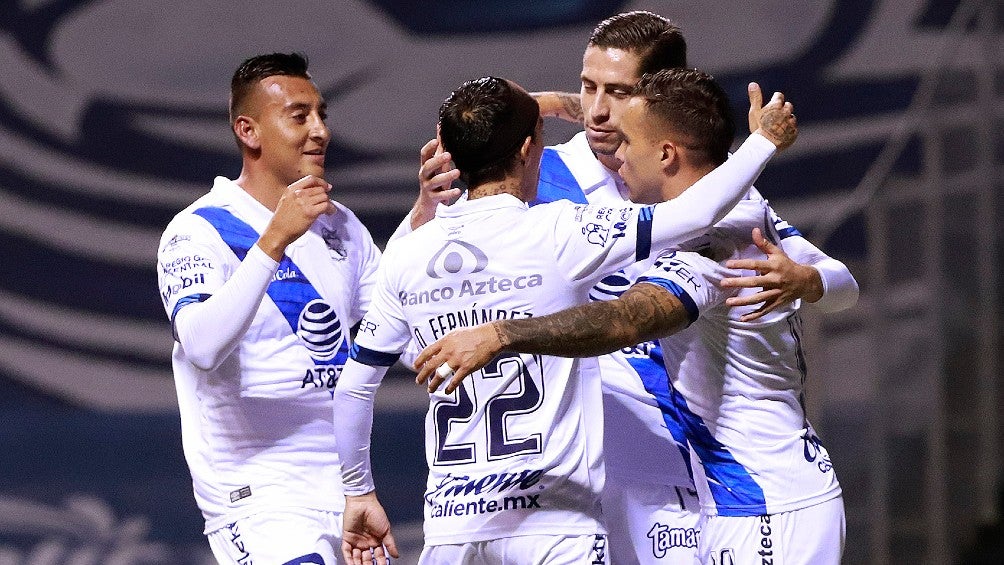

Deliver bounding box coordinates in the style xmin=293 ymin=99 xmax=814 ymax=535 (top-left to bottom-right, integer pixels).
xmin=0 ymin=1 xmax=1000 ymax=563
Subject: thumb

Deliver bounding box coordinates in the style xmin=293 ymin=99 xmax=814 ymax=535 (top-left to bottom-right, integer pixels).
xmin=751 ymin=227 xmax=779 ymax=256
xmin=384 ymin=530 xmax=400 ymax=558
xmin=747 ymin=82 xmax=762 ymax=133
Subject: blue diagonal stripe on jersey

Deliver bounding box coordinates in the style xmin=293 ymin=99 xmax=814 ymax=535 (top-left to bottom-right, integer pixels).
xmin=193 ymin=206 xmax=348 ymax=367
xmin=670 ymin=388 xmax=767 ymax=516
xmin=777 ymin=226 xmax=802 ymax=239
xmin=636 ymin=206 xmax=654 ymax=261
xmin=625 ymin=342 xmax=695 ymax=481
xmin=530 ymin=148 xmax=589 ymax=206
xmin=588 ymin=271 xmax=632 ymax=301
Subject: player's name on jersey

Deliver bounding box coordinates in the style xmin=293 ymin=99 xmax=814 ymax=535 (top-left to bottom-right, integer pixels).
xmin=398 ymin=273 xmax=544 ymax=307
xmin=421 ymin=306 xmax=533 ymax=341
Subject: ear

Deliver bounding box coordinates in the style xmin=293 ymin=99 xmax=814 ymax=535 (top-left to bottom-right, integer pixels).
xmin=659 ymin=139 xmax=680 ymax=173
xmin=519 ymin=135 xmax=533 ymax=162
xmin=234 ymin=116 xmax=260 ymax=150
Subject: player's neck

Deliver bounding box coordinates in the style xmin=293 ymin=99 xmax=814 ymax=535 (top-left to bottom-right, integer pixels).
xmin=662 ymin=163 xmax=716 ymax=200
xmin=595 ymin=152 xmax=621 ymax=174
xmin=467 ymin=175 xmax=525 ymax=201
xmin=234 ymin=167 xmax=285 ymax=211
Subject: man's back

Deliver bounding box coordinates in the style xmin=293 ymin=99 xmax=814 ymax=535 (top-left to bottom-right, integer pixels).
xmin=362 ymin=193 xmax=615 ymax=544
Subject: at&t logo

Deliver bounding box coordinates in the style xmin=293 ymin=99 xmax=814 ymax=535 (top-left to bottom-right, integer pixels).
xmin=297 ymin=299 xmax=343 ymax=361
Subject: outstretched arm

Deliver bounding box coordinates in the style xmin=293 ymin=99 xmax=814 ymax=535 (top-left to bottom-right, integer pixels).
xmin=531 ymin=91 xmax=583 ymax=123
xmin=414 ymin=283 xmax=691 ymax=393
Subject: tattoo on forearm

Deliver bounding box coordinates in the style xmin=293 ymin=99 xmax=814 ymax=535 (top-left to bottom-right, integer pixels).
xmin=493 ymin=322 xmax=510 ymax=348
xmin=558 ymin=93 xmax=583 ymax=122
xmin=495 ymin=284 xmax=690 ymax=357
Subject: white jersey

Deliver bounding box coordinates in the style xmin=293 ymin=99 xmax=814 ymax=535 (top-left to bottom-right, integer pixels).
xmin=536 ymin=132 xmax=694 ymax=489
xmin=339 ymin=132 xmax=776 ymax=546
xmin=636 ymin=211 xmax=842 ymax=518
xmin=157 ymin=177 xmax=381 ymax=533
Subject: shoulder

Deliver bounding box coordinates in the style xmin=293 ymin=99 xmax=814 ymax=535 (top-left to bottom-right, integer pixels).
xmin=160 ymin=197 xmax=220 ymax=243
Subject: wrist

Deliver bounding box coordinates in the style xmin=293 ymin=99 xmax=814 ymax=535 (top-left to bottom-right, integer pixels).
xmin=410 ymin=200 xmax=436 ymax=230
xmin=346 ymin=490 xmax=378 ymax=501
xmin=491 ymin=321 xmax=511 ymax=350
xmin=801 ymin=265 xmax=825 ymax=303
xmin=256 ymin=230 xmax=293 ymax=262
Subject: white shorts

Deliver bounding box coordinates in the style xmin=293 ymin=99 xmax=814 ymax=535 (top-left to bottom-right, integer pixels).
xmin=698 ymin=496 xmax=845 ymax=565
xmin=207 ymin=508 xmax=344 ymax=565
xmin=602 ymin=481 xmax=701 ymax=565
xmin=418 ymin=533 xmax=609 ymax=565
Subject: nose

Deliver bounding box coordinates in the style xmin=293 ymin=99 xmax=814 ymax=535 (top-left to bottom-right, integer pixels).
xmin=309 ymin=113 xmax=330 ymax=144
xmin=590 ymin=92 xmax=609 ymax=123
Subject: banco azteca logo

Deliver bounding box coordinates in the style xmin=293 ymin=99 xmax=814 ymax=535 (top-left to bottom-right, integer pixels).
xmin=426 ymin=240 xmax=489 ymax=279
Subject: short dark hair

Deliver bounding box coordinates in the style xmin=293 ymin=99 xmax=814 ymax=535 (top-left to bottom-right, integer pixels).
xmin=588 ymin=11 xmax=687 ymax=76
xmin=438 ymin=77 xmax=540 ymax=188
xmin=229 ymin=52 xmax=311 ymax=123
xmin=632 ymin=68 xmax=735 ymax=166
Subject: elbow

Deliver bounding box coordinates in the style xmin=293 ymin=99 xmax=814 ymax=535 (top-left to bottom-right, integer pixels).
xmin=174 ymin=322 xmax=230 ymax=371
xmin=839 ymin=279 xmax=860 ymax=310
xmin=181 ymin=341 xmax=228 ymax=372
xmin=172 ymin=304 xmax=235 ymax=371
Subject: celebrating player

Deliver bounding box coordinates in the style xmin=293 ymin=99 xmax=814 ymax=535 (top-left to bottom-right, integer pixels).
xmin=416 ymin=69 xmax=846 ymax=565
xmin=334 ymin=72 xmax=795 ymax=564
xmin=157 ymin=52 xmax=384 ymax=564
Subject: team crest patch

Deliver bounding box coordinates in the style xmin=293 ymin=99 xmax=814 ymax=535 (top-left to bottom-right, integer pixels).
xmin=321 ymin=227 xmax=347 ymax=260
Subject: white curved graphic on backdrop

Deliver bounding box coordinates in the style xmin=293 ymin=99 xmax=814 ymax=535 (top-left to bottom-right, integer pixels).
xmin=0 ymin=495 xmax=187 ymax=564
xmin=0 ymin=0 xmax=959 ymax=415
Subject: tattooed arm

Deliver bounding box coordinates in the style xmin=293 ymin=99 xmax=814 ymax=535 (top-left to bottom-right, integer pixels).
xmin=531 ymin=91 xmax=583 ymax=123
xmin=414 ymin=283 xmax=691 ymax=393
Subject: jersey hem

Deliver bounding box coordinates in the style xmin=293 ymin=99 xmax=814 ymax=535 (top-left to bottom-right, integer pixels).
xmin=422 ymin=522 xmax=606 ymax=546
xmin=701 ymin=486 xmax=842 ymax=518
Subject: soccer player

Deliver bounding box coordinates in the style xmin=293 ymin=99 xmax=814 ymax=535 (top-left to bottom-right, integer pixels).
xmin=156 ymin=52 xmax=385 ymax=564
xmin=333 ymin=73 xmax=796 ymax=565
xmin=415 ymin=69 xmax=846 ymax=565
xmin=408 ymin=11 xmax=858 ymax=565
